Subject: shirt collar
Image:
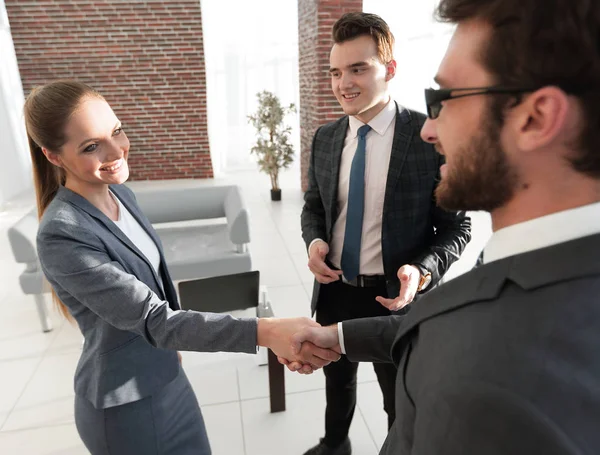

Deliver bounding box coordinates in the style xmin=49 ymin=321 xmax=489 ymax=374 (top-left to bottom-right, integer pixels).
xmin=483 ymin=201 xmax=600 ymax=264
xmin=348 ymin=98 xmax=398 ymax=138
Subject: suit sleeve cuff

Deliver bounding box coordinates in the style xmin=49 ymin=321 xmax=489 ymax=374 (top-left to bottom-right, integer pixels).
xmin=308 ymin=238 xmax=325 ymax=256
xmin=338 ymin=322 xmax=346 ymax=355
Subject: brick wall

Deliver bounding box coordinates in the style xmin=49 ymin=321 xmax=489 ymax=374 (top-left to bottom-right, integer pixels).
xmin=5 ymin=0 xmax=213 ymax=180
xmin=298 ymin=0 xmax=362 ymax=191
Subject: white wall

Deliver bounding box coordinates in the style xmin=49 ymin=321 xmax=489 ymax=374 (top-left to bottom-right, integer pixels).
xmin=0 ymin=0 xmax=32 ymax=209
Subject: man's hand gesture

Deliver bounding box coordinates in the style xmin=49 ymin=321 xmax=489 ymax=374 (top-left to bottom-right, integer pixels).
xmin=308 ymin=240 xmax=342 ymax=284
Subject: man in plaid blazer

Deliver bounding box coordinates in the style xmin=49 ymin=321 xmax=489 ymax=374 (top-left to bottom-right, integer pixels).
xmin=300 ymin=12 xmax=471 ymax=455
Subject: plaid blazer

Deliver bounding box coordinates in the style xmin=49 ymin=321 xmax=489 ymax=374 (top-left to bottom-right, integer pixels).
xmin=301 ymin=104 xmax=472 ymax=313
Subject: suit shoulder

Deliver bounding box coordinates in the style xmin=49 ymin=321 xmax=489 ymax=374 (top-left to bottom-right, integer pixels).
xmin=402 ymin=108 xmax=437 ymax=155
xmin=404 ymin=109 xmax=431 ymax=137
xmin=406 ymin=108 xmax=428 ymax=125
xmin=38 ymin=197 xmax=95 ymax=243
xmin=315 ymin=116 xmax=347 ymax=138
xmin=39 ymin=197 xmax=79 ymax=233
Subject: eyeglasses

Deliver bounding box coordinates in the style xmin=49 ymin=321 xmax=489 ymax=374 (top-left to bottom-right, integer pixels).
xmin=424 ymin=86 xmax=536 ymax=119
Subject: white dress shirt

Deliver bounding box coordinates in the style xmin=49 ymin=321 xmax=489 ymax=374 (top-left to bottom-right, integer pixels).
xmin=339 ymin=201 xmax=600 ymax=353
xmin=311 ymin=98 xmax=398 ymax=276
xmin=110 ymin=191 xmax=164 ymax=290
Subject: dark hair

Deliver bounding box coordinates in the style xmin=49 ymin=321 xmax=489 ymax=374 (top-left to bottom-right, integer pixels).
xmin=437 ymin=0 xmax=600 ymax=177
xmin=332 ymin=12 xmax=394 ymax=63
xmin=23 ymin=79 xmax=104 ymax=319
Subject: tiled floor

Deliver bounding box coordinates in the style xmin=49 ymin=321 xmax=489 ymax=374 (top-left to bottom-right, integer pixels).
xmin=0 ymin=166 xmax=491 ymax=454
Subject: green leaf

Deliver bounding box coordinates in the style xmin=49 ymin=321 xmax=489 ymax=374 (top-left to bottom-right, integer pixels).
xmin=247 ymin=90 xmax=296 ymax=189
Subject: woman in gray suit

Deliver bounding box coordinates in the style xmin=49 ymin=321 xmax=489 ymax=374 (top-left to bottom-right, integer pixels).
xmin=24 ymin=80 xmax=338 ymax=454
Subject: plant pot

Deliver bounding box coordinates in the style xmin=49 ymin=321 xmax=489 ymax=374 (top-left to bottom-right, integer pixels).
xmin=270 ymin=189 xmax=282 ymax=201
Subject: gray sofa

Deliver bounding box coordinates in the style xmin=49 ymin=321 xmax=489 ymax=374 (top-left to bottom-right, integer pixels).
xmin=8 ymin=209 xmax=53 ymax=332
xmin=134 ymin=184 xmax=252 ymax=280
xmin=8 ymin=184 xmax=252 ymax=332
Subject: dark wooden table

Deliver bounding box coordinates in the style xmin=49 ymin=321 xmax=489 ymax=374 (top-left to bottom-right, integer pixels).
xmin=257 ymin=303 xmax=286 ymax=413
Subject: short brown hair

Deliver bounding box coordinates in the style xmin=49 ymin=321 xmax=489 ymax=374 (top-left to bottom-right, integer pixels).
xmin=332 ymin=12 xmax=394 ymax=64
xmin=437 ymin=0 xmax=600 ymax=177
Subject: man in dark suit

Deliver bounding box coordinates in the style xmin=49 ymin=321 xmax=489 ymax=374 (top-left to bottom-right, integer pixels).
xmin=290 ymin=0 xmax=600 ymax=454
xmin=300 ymin=12 xmax=471 ymax=455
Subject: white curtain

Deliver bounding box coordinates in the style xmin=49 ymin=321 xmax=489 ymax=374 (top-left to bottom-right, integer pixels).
xmin=0 ymin=0 xmax=32 ymax=208
xmin=202 ymin=0 xmax=300 ymax=175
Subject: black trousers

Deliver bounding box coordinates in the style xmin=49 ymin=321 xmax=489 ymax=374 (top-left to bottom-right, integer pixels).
xmin=316 ymin=280 xmax=397 ymax=446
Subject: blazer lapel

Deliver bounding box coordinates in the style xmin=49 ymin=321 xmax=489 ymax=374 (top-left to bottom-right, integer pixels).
xmin=390 ymin=233 xmax=600 ymax=359
xmin=329 ymin=117 xmax=349 ymax=235
xmin=110 ymin=185 xmax=176 ymax=304
xmin=383 ymin=104 xmax=414 ymax=213
xmin=56 ymin=186 xmax=167 ymax=299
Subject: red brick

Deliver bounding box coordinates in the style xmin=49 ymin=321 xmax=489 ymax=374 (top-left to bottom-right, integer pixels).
xmin=298 ymin=0 xmax=362 ymax=190
xmin=6 ymin=0 xmax=213 ymax=180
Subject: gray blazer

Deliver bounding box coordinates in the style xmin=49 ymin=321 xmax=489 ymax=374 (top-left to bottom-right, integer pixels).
xmin=37 ymin=184 xmax=257 ymax=409
xmin=343 ymin=233 xmax=600 ymax=454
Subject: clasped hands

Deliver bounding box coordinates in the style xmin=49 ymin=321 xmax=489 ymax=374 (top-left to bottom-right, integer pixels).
xmin=275 ymin=240 xmax=422 ymax=373
xmin=257 ymin=317 xmax=341 ymax=374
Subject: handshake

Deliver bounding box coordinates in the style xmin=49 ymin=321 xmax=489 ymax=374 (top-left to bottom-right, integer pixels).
xmin=255 ymin=246 xmax=424 ymax=373
xmin=256 ymin=318 xmax=342 ymax=374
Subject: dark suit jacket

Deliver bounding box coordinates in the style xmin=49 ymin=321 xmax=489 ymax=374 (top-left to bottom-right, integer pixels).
xmin=301 ymin=104 xmax=472 ymax=313
xmin=344 ymin=233 xmax=600 ymax=455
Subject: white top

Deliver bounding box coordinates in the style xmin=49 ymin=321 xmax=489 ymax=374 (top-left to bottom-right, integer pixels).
xmin=110 ymin=192 xmax=164 ymax=290
xmin=311 ymin=99 xmax=398 ymax=276
xmin=339 ymin=201 xmax=600 ymax=353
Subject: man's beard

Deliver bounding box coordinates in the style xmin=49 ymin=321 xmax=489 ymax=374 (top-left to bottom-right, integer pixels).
xmin=435 ymin=110 xmax=519 ymax=212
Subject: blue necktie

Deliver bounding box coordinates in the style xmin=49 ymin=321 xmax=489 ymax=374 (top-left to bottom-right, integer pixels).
xmin=341 ymin=124 xmax=371 ymax=281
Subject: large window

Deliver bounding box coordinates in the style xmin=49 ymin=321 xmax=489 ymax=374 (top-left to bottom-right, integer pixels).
xmin=365 ymin=0 xmax=454 ymax=112
xmin=202 ymin=0 xmax=300 ymax=174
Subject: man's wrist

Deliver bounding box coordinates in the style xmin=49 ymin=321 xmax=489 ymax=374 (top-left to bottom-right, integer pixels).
xmin=308 ymin=238 xmax=326 ymax=256
xmin=413 ymin=264 xmax=432 ymax=291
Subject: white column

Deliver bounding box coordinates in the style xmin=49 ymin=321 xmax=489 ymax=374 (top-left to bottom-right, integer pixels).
xmin=0 ymin=0 xmax=32 ymax=209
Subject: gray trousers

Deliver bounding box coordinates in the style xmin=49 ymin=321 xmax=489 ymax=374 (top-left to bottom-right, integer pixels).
xmin=75 ymin=367 xmax=211 ymax=454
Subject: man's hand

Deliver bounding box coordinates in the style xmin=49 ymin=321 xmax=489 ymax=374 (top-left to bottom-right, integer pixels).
xmin=257 ymin=318 xmax=341 ymax=369
xmin=278 ymin=324 xmax=341 ymax=374
xmin=376 ymin=264 xmax=420 ymax=311
xmin=308 ymin=240 xmax=342 ymax=284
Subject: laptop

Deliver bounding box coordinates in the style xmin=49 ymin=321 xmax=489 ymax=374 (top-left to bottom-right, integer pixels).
xmin=177 ymin=270 xmax=260 ymax=313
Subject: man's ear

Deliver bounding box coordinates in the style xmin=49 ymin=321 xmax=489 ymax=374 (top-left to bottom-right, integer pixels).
xmin=514 ymin=86 xmax=570 ymax=153
xmin=41 ymin=147 xmax=63 ymax=168
xmin=385 ymin=59 xmax=397 ymax=81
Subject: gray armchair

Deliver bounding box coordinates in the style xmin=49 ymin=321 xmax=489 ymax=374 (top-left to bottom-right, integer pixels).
xmin=7 ymin=208 xmax=53 ymax=332
xmin=7 ymin=184 xmax=252 ymax=333
xmin=133 ymin=184 xmax=252 ymax=281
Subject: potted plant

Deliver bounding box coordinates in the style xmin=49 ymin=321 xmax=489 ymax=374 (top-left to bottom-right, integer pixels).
xmin=248 ymin=90 xmax=296 ymax=201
